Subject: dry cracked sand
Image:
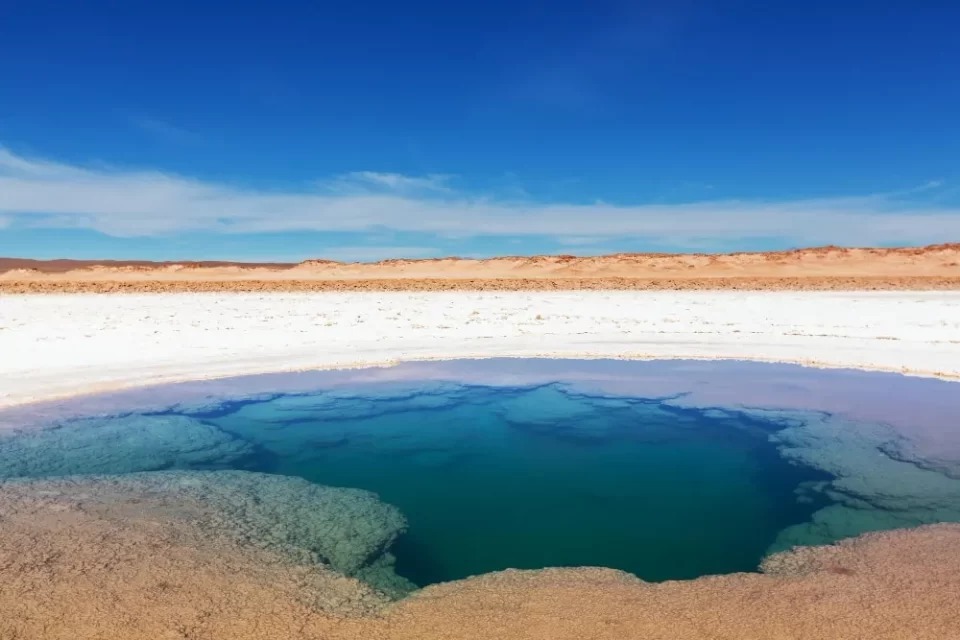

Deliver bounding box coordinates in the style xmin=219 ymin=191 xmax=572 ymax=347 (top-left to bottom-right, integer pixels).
xmin=1 ymin=472 xmax=958 ymax=640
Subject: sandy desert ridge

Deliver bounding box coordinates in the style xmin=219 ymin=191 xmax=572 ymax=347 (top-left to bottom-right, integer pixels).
xmin=2 ymin=243 xmax=960 ymax=292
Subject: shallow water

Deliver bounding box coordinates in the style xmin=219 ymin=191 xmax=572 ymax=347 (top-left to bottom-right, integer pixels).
xmin=1 ymin=359 xmax=958 ymax=591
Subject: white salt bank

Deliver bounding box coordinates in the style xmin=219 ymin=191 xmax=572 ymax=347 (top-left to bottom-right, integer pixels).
xmin=0 ymin=291 xmax=958 ymax=408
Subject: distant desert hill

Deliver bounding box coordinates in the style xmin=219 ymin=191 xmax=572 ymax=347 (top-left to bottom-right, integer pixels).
xmin=0 ymin=258 xmax=291 ymax=274
xmin=2 ymin=244 xmax=960 ymax=292
xmin=291 ymin=244 xmax=960 ymax=279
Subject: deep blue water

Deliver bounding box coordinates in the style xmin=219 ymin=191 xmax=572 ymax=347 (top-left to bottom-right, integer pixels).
xmin=186 ymin=381 xmax=831 ymax=585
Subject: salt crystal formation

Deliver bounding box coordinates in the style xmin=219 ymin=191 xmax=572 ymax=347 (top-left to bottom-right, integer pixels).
xmin=0 ymin=470 xmax=414 ymax=596
xmin=0 ymin=414 xmax=257 ymax=478
xmin=755 ymin=409 xmax=960 ymax=551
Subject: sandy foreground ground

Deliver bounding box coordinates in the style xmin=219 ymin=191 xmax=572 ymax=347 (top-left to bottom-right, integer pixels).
xmin=1 ymin=291 xmax=959 ymax=409
xmin=3 ymin=243 xmax=960 ymax=292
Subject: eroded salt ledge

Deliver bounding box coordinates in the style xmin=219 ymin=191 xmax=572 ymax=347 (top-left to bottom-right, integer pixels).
xmin=1 ymin=291 xmax=959 ymax=408
xmin=0 ymin=470 xmax=412 ymax=595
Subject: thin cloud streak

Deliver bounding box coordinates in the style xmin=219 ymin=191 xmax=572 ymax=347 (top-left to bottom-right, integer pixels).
xmin=131 ymin=116 xmax=197 ymax=144
xmin=338 ymin=172 xmax=454 ymax=193
xmin=1 ymin=147 xmax=959 ymax=246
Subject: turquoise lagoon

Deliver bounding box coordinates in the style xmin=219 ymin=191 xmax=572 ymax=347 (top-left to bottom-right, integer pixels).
xmin=1 ymin=359 xmax=958 ymax=590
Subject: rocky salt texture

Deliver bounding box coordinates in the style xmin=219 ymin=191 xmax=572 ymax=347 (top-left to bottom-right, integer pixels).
xmin=160 ymin=470 xmax=409 ymax=579
xmin=0 ymin=414 xmax=257 ymax=478
xmin=0 ymin=474 xmax=393 ymax=640
xmin=0 ymin=470 xmax=412 ymax=596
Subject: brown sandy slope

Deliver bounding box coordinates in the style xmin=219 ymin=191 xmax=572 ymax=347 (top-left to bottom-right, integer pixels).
xmin=0 ymin=257 xmax=291 ymax=273
xmin=2 ymin=243 xmax=959 ymax=292
xmin=1 ymin=474 xmax=959 ymax=640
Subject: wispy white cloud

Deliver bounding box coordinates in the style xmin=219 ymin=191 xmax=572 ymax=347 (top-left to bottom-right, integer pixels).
xmin=131 ymin=116 xmax=197 ymax=144
xmin=322 ymin=171 xmax=454 ymax=194
xmin=1 ymin=146 xmax=959 ymax=246
xmin=0 ymin=148 xmax=87 ymax=177
xmin=345 ymin=171 xmax=453 ymax=192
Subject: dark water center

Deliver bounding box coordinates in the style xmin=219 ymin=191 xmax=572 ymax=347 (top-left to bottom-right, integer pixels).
xmin=184 ymin=381 xmax=830 ymax=585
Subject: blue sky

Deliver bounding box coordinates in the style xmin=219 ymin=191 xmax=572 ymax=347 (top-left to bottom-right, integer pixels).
xmin=1 ymin=0 xmax=959 ymax=261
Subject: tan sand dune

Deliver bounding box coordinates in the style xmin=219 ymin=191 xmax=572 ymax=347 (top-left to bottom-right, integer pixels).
xmin=2 ymin=243 xmax=959 ymax=292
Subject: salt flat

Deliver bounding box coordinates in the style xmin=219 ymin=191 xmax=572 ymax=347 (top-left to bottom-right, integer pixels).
xmin=1 ymin=291 xmax=958 ymax=408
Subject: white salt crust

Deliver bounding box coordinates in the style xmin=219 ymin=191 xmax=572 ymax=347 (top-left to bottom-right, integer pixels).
xmin=1 ymin=291 xmax=958 ymax=408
